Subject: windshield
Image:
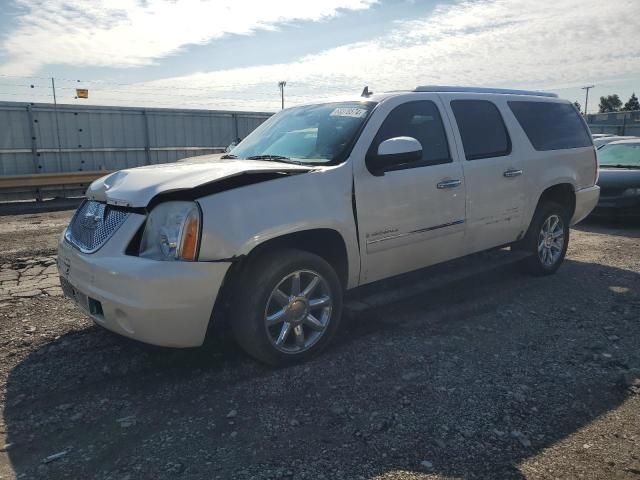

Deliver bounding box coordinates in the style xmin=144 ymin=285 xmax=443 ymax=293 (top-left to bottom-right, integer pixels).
xmin=229 ymin=101 xmax=376 ymax=165
xmin=598 ymin=143 xmax=640 ymax=167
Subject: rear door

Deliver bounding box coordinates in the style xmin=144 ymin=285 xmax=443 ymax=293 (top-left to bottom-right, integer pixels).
xmin=443 ymin=96 xmax=526 ymax=253
xmin=353 ymin=95 xmax=466 ymax=284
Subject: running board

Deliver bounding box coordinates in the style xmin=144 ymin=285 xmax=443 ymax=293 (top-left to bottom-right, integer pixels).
xmin=344 ymin=248 xmax=531 ymax=315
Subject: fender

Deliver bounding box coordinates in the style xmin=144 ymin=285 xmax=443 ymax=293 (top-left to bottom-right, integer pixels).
xmin=196 ymin=163 xmax=362 ymax=288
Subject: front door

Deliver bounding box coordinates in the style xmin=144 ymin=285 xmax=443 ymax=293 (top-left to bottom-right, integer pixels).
xmin=353 ymin=96 xmax=467 ymax=285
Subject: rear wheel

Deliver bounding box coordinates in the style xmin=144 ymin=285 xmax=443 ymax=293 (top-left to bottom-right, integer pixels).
xmin=517 ymin=201 xmax=570 ymax=275
xmin=230 ymin=249 xmax=343 ymax=366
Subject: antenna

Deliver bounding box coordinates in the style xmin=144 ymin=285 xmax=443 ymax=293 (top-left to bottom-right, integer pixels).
xmin=361 ymin=86 xmax=373 ymax=98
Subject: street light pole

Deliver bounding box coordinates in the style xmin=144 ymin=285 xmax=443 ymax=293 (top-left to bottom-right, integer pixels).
xmin=51 ymin=77 xmax=63 ymax=171
xmin=581 ymin=85 xmax=594 ymax=115
xmin=278 ymin=81 xmax=286 ymax=110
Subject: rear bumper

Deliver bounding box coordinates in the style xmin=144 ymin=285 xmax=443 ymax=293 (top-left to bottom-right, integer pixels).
xmin=571 ymin=185 xmax=600 ymax=225
xmin=57 ymin=214 xmax=231 ymax=348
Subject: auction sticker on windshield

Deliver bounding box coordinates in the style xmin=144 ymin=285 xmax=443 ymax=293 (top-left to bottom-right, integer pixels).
xmin=330 ymin=107 xmax=368 ymax=118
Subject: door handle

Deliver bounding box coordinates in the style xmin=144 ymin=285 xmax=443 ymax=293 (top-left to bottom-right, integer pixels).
xmin=503 ymin=169 xmax=523 ymax=178
xmin=437 ymin=179 xmax=462 ymax=189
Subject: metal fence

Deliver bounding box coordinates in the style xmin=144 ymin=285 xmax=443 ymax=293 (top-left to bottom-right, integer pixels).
xmin=0 ymin=101 xmax=272 ymax=201
xmin=587 ymin=109 xmax=640 ymax=136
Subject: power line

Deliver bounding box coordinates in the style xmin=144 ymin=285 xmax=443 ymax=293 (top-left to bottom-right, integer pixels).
xmin=0 ymin=73 xmax=54 ymax=80
xmin=0 ymin=87 xmax=348 ymax=103
xmin=0 ymin=73 xmax=364 ymax=111
xmin=0 ymin=91 xmax=53 ymax=98
xmin=0 ymin=82 xmax=358 ymax=101
xmin=0 ymin=73 xmax=361 ymax=94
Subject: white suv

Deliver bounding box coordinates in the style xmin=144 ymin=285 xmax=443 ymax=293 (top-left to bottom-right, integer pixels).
xmin=58 ymin=86 xmax=600 ymax=365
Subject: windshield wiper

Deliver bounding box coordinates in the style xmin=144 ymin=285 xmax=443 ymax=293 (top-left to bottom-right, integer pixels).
xmin=601 ymin=164 xmax=640 ymax=169
xmin=220 ymin=154 xmax=237 ymax=159
xmin=245 ymin=155 xmax=304 ymax=165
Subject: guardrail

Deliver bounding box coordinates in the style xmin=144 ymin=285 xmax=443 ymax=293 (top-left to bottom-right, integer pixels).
xmin=0 ymin=171 xmax=111 ymax=190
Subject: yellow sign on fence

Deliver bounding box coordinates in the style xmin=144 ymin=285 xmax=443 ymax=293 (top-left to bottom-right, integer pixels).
xmin=76 ymin=89 xmax=89 ymax=99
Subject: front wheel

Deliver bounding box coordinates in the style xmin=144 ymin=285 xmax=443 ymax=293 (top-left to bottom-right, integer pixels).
xmin=517 ymin=201 xmax=570 ymax=276
xmin=230 ymin=249 xmax=343 ymax=366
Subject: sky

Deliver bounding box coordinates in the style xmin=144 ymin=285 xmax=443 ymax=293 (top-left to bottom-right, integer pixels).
xmin=0 ymin=0 xmax=638 ymax=114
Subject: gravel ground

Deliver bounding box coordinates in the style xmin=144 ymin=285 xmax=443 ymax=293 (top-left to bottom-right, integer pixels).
xmin=0 ymin=208 xmax=639 ymax=480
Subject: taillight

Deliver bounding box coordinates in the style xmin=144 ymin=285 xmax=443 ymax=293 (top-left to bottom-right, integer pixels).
xmin=592 ymin=146 xmax=599 ymax=184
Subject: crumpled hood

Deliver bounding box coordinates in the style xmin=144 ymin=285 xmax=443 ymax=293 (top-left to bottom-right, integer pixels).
xmin=86 ymin=156 xmax=313 ymax=208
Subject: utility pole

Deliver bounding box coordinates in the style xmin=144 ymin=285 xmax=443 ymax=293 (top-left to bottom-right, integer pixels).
xmin=51 ymin=77 xmax=63 ymax=171
xmin=581 ymin=85 xmax=594 ymax=115
xmin=278 ymin=81 xmax=286 ymax=110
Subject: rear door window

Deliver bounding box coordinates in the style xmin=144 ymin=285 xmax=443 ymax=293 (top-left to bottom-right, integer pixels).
xmin=508 ymin=101 xmax=592 ymax=151
xmin=450 ymin=100 xmax=511 ymax=160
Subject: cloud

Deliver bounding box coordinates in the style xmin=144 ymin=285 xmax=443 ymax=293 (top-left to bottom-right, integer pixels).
xmin=4 ymin=0 xmax=637 ymax=111
xmin=0 ymin=0 xmax=376 ymax=75
xmin=135 ymin=0 xmax=640 ymax=110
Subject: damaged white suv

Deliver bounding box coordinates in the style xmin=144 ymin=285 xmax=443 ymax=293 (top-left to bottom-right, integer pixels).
xmin=58 ymin=86 xmax=600 ymax=365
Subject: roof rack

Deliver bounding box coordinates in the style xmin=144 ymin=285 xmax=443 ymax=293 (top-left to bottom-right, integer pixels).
xmin=413 ymin=86 xmax=558 ymax=98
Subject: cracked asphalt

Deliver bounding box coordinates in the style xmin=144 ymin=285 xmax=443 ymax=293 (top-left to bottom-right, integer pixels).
xmin=0 ymin=207 xmax=639 ymax=480
xmin=0 ymin=257 xmax=61 ymax=301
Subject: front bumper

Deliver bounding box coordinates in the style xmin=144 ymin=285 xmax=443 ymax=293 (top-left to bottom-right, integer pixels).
xmin=57 ymin=213 xmax=231 ymax=348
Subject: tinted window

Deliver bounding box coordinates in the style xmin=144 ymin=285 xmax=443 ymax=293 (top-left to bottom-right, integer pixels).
xmin=450 ymin=100 xmax=511 ymax=160
xmin=368 ymin=100 xmax=451 ymax=170
xmin=508 ymin=101 xmax=592 ymax=151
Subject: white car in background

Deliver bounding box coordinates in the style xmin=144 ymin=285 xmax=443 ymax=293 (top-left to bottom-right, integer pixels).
xmin=594 ymin=135 xmax=638 ymax=149
xmin=59 ymin=86 xmax=600 ymax=365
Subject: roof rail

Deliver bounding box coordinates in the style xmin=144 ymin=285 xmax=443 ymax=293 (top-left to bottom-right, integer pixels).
xmin=413 ymin=86 xmax=558 ymax=98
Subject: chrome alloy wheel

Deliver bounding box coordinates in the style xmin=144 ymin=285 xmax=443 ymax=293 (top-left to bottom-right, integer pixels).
xmin=264 ymin=270 xmax=333 ymax=354
xmin=538 ymin=214 xmax=564 ymax=267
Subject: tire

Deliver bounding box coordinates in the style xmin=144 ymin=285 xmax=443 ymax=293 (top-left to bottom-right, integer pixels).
xmin=230 ymin=248 xmax=343 ymax=366
xmin=517 ymin=201 xmax=570 ymax=276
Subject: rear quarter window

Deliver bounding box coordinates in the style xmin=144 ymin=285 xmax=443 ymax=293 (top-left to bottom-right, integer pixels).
xmin=508 ymin=101 xmax=592 ymax=151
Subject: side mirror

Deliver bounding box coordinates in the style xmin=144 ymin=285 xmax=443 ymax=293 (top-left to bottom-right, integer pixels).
xmin=367 ymin=136 xmax=423 ymax=175
xmin=225 ymin=138 xmax=241 ymax=153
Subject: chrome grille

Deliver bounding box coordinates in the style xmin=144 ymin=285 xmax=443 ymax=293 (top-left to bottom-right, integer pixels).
xmin=65 ymin=200 xmax=129 ymax=253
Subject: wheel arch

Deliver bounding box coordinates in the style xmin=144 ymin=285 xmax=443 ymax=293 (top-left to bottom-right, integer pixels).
xmin=243 ymin=228 xmax=351 ymax=289
xmin=204 ymin=228 xmax=351 ymax=340
xmin=535 ymin=183 xmax=576 ymax=218
xmin=520 ymin=182 xmax=576 ymax=242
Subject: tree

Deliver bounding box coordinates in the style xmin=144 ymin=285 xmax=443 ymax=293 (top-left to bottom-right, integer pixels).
xmin=598 ymin=94 xmax=623 ymax=113
xmin=622 ymin=92 xmax=640 ymax=111
xmin=573 ymin=101 xmax=582 ymax=113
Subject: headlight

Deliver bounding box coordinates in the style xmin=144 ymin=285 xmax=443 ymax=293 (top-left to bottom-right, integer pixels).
xmin=139 ymin=201 xmax=201 ymax=261
xmin=622 ymin=187 xmax=640 ymax=197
